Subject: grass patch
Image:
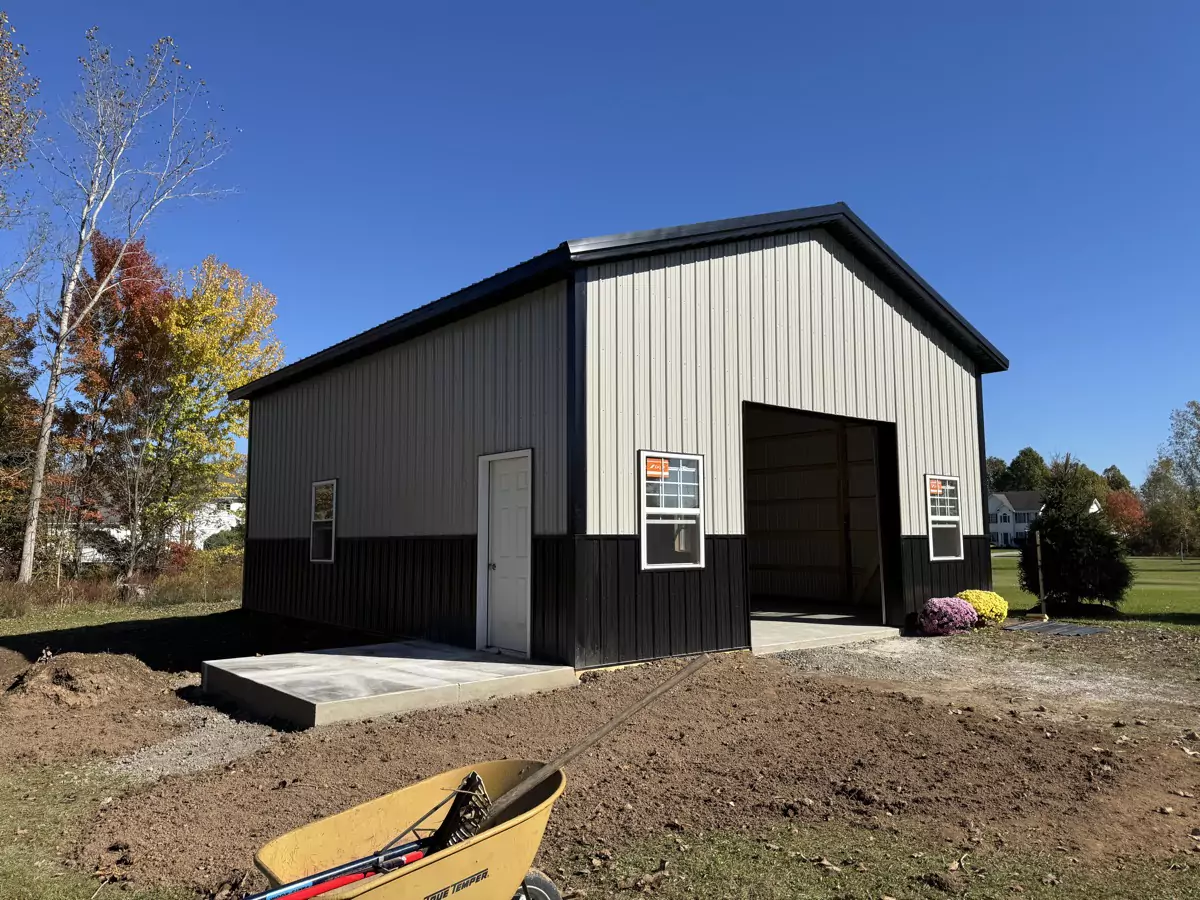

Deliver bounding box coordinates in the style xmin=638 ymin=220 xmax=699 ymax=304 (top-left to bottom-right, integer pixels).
xmin=993 ymin=555 xmax=1200 ymax=631
xmin=0 ymin=599 xmax=239 ymax=641
xmin=0 ymin=765 xmax=191 ymax=900
xmin=584 ymin=823 xmax=1198 ymax=899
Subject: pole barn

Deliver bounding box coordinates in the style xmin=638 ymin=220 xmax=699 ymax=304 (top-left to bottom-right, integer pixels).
xmin=231 ymin=203 xmax=1008 ymax=668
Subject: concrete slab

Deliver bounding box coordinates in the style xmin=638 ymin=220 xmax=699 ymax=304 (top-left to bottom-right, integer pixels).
xmin=202 ymin=640 xmax=578 ymax=727
xmin=750 ymin=610 xmax=899 ymax=656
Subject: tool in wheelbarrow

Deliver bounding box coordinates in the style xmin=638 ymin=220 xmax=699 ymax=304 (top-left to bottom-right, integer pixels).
xmin=248 ymin=774 xmax=491 ymax=900
xmin=247 ymin=652 xmax=711 ymax=900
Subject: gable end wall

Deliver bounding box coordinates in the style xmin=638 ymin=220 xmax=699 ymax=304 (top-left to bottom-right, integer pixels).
xmin=583 ymin=228 xmax=984 ymax=539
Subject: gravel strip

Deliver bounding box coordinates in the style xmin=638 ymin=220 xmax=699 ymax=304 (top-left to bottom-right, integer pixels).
xmin=103 ymin=706 xmax=276 ymax=784
xmin=781 ymin=635 xmax=1198 ymax=709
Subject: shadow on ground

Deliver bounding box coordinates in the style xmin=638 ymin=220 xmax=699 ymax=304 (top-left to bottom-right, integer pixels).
xmin=1014 ymin=605 xmax=1200 ymax=628
xmin=0 ymin=609 xmax=379 ymax=673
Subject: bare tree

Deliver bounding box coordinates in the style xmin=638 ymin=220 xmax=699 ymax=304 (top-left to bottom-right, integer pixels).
xmin=17 ymin=29 xmax=226 ymax=582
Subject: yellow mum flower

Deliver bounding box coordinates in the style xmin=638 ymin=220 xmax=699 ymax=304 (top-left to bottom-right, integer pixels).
xmin=956 ymin=590 xmax=1008 ymax=627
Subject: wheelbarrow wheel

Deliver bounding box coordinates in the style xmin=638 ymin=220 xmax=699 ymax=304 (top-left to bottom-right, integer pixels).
xmin=513 ymin=868 xmax=562 ymax=900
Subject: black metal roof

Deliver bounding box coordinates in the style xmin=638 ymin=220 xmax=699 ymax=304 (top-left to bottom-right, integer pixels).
xmin=992 ymin=490 xmax=1044 ymax=511
xmin=230 ymin=202 xmax=1008 ymax=401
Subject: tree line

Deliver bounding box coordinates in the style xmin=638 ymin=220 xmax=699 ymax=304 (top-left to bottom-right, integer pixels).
xmin=986 ymin=402 xmax=1200 ymax=557
xmin=0 ymin=17 xmax=281 ymax=583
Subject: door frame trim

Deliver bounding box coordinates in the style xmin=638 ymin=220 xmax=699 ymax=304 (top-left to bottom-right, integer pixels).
xmin=476 ymin=448 xmax=534 ymax=658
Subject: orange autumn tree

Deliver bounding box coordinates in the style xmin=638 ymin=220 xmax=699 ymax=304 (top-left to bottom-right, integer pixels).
xmin=1102 ymin=489 xmax=1146 ymax=544
xmin=58 ymin=238 xmax=283 ymax=578
xmin=0 ymin=296 xmax=38 ymax=573
xmin=59 ymin=234 xmax=175 ymax=575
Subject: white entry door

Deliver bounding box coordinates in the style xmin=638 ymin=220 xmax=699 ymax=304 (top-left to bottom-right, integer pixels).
xmin=486 ymin=455 xmax=531 ymax=655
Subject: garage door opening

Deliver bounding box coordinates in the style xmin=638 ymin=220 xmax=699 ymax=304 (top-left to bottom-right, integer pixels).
xmin=744 ymin=403 xmax=899 ymax=653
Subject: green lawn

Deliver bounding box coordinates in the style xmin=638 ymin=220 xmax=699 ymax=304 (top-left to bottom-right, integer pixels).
xmin=585 ymin=822 xmax=1198 ymax=900
xmin=991 ymin=554 xmax=1200 ymax=629
xmin=0 ymin=598 xmax=239 ymax=639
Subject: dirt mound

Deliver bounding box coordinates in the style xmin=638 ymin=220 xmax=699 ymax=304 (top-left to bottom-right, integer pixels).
xmin=76 ymin=653 xmax=1200 ymax=895
xmin=0 ymin=651 xmax=189 ymax=764
xmin=4 ymin=652 xmax=171 ymax=709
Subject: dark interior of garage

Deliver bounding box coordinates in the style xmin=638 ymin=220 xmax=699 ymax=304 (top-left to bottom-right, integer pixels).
xmin=743 ymin=403 xmax=888 ymax=624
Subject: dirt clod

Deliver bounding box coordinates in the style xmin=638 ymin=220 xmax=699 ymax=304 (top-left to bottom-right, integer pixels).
xmin=917 ymin=870 xmax=964 ymax=893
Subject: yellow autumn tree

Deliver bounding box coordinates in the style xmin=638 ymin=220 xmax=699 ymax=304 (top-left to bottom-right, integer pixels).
xmin=147 ymin=257 xmax=283 ymax=540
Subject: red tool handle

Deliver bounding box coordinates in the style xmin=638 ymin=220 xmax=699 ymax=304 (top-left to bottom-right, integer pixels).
xmin=285 ymin=872 xmax=369 ymax=900
xmin=281 ymin=849 xmax=425 ymax=900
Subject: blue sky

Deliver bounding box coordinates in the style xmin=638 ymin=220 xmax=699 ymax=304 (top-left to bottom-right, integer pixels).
xmin=10 ymin=1 xmax=1198 ymax=484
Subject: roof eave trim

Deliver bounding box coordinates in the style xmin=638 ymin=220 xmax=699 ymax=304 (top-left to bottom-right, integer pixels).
xmin=567 ymin=203 xmax=1008 ymax=374
xmin=565 ymin=203 xmax=849 ymax=258
xmin=229 ymin=245 xmax=572 ymax=401
xmin=230 ymin=202 xmax=1008 ymax=402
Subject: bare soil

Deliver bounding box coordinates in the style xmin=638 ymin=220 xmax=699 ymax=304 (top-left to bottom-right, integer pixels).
xmin=68 ymin=649 xmax=1200 ymax=897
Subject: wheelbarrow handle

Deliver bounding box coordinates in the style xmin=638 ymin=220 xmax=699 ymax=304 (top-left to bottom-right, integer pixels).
xmin=479 ymin=653 xmax=712 ymax=830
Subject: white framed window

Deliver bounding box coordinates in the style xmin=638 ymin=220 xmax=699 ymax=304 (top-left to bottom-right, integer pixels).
xmin=1000 ymin=513 xmax=1010 ymax=523
xmin=640 ymin=450 xmax=704 ymax=570
xmin=925 ymin=474 xmax=963 ymax=561
xmin=988 ymin=512 xmax=998 ymax=524
xmin=311 ymin=479 xmax=337 ymax=563
xmin=1015 ymin=512 xmax=1033 ymax=524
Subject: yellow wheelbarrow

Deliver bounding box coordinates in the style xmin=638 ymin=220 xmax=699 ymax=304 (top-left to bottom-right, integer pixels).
xmin=249 ymin=655 xmax=712 ymax=900
xmin=254 ymin=759 xmax=565 ymax=900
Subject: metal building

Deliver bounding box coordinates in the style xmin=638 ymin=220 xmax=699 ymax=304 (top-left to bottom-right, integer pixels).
xmin=232 ymin=203 xmax=1008 ymax=668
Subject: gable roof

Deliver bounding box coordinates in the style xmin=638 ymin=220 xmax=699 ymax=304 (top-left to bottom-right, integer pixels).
xmin=993 ymin=491 xmax=1044 ymax=511
xmin=230 ymin=202 xmax=1009 ymax=401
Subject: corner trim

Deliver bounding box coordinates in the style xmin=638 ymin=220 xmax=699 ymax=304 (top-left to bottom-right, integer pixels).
xmin=976 ymin=375 xmax=988 ymax=535
xmin=241 ymin=401 xmax=254 ymax=601
xmin=567 ymin=270 xmax=588 ymax=536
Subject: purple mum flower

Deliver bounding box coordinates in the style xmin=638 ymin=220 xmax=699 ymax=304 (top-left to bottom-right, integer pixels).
xmin=918 ymin=597 xmax=979 ymax=636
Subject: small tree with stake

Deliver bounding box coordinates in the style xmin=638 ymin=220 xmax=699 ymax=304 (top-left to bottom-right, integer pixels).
xmin=1019 ymin=455 xmax=1132 ymax=611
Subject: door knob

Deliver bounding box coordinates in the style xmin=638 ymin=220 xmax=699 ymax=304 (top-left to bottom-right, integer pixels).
xmin=488 ymin=562 xmax=497 ymax=570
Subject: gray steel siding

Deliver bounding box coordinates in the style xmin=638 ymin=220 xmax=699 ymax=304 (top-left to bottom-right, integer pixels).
xmin=249 ymin=282 xmax=568 ymax=539
xmin=584 ymin=229 xmax=983 ymax=537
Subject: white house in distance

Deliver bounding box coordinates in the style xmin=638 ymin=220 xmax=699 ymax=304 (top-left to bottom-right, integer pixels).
xmin=169 ymin=495 xmax=245 ymax=548
xmin=988 ymin=490 xmax=1102 ymax=547
xmin=80 ymin=496 xmax=244 ymax=564
xmin=988 ymin=491 xmax=1042 ymax=546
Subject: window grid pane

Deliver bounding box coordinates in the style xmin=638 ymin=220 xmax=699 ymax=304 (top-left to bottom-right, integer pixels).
xmin=643 ymin=456 xmax=701 ymax=511
xmin=927 ymin=475 xmax=962 ymax=560
xmin=642 ymin=452 xmax=704 ymax=569
xmin=928 ymin=477 xmax=960 ymax=518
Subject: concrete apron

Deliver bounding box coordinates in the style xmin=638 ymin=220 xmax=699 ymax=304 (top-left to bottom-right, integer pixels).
xmin=202 ymin=640 xmax=578 ymax=727
xmin=750 ymin=611 xmax=900 ymax=656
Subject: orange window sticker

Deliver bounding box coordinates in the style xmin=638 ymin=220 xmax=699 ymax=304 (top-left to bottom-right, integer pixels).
xmin=646 ymin=457 xmax=670 ymax=478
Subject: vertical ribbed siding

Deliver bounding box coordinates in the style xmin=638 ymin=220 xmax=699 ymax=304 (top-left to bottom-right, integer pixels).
xmin=249 ymin=282 xmax=568 ymax=539
xmin=585 ymin=229 xmax=983 ymax=537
